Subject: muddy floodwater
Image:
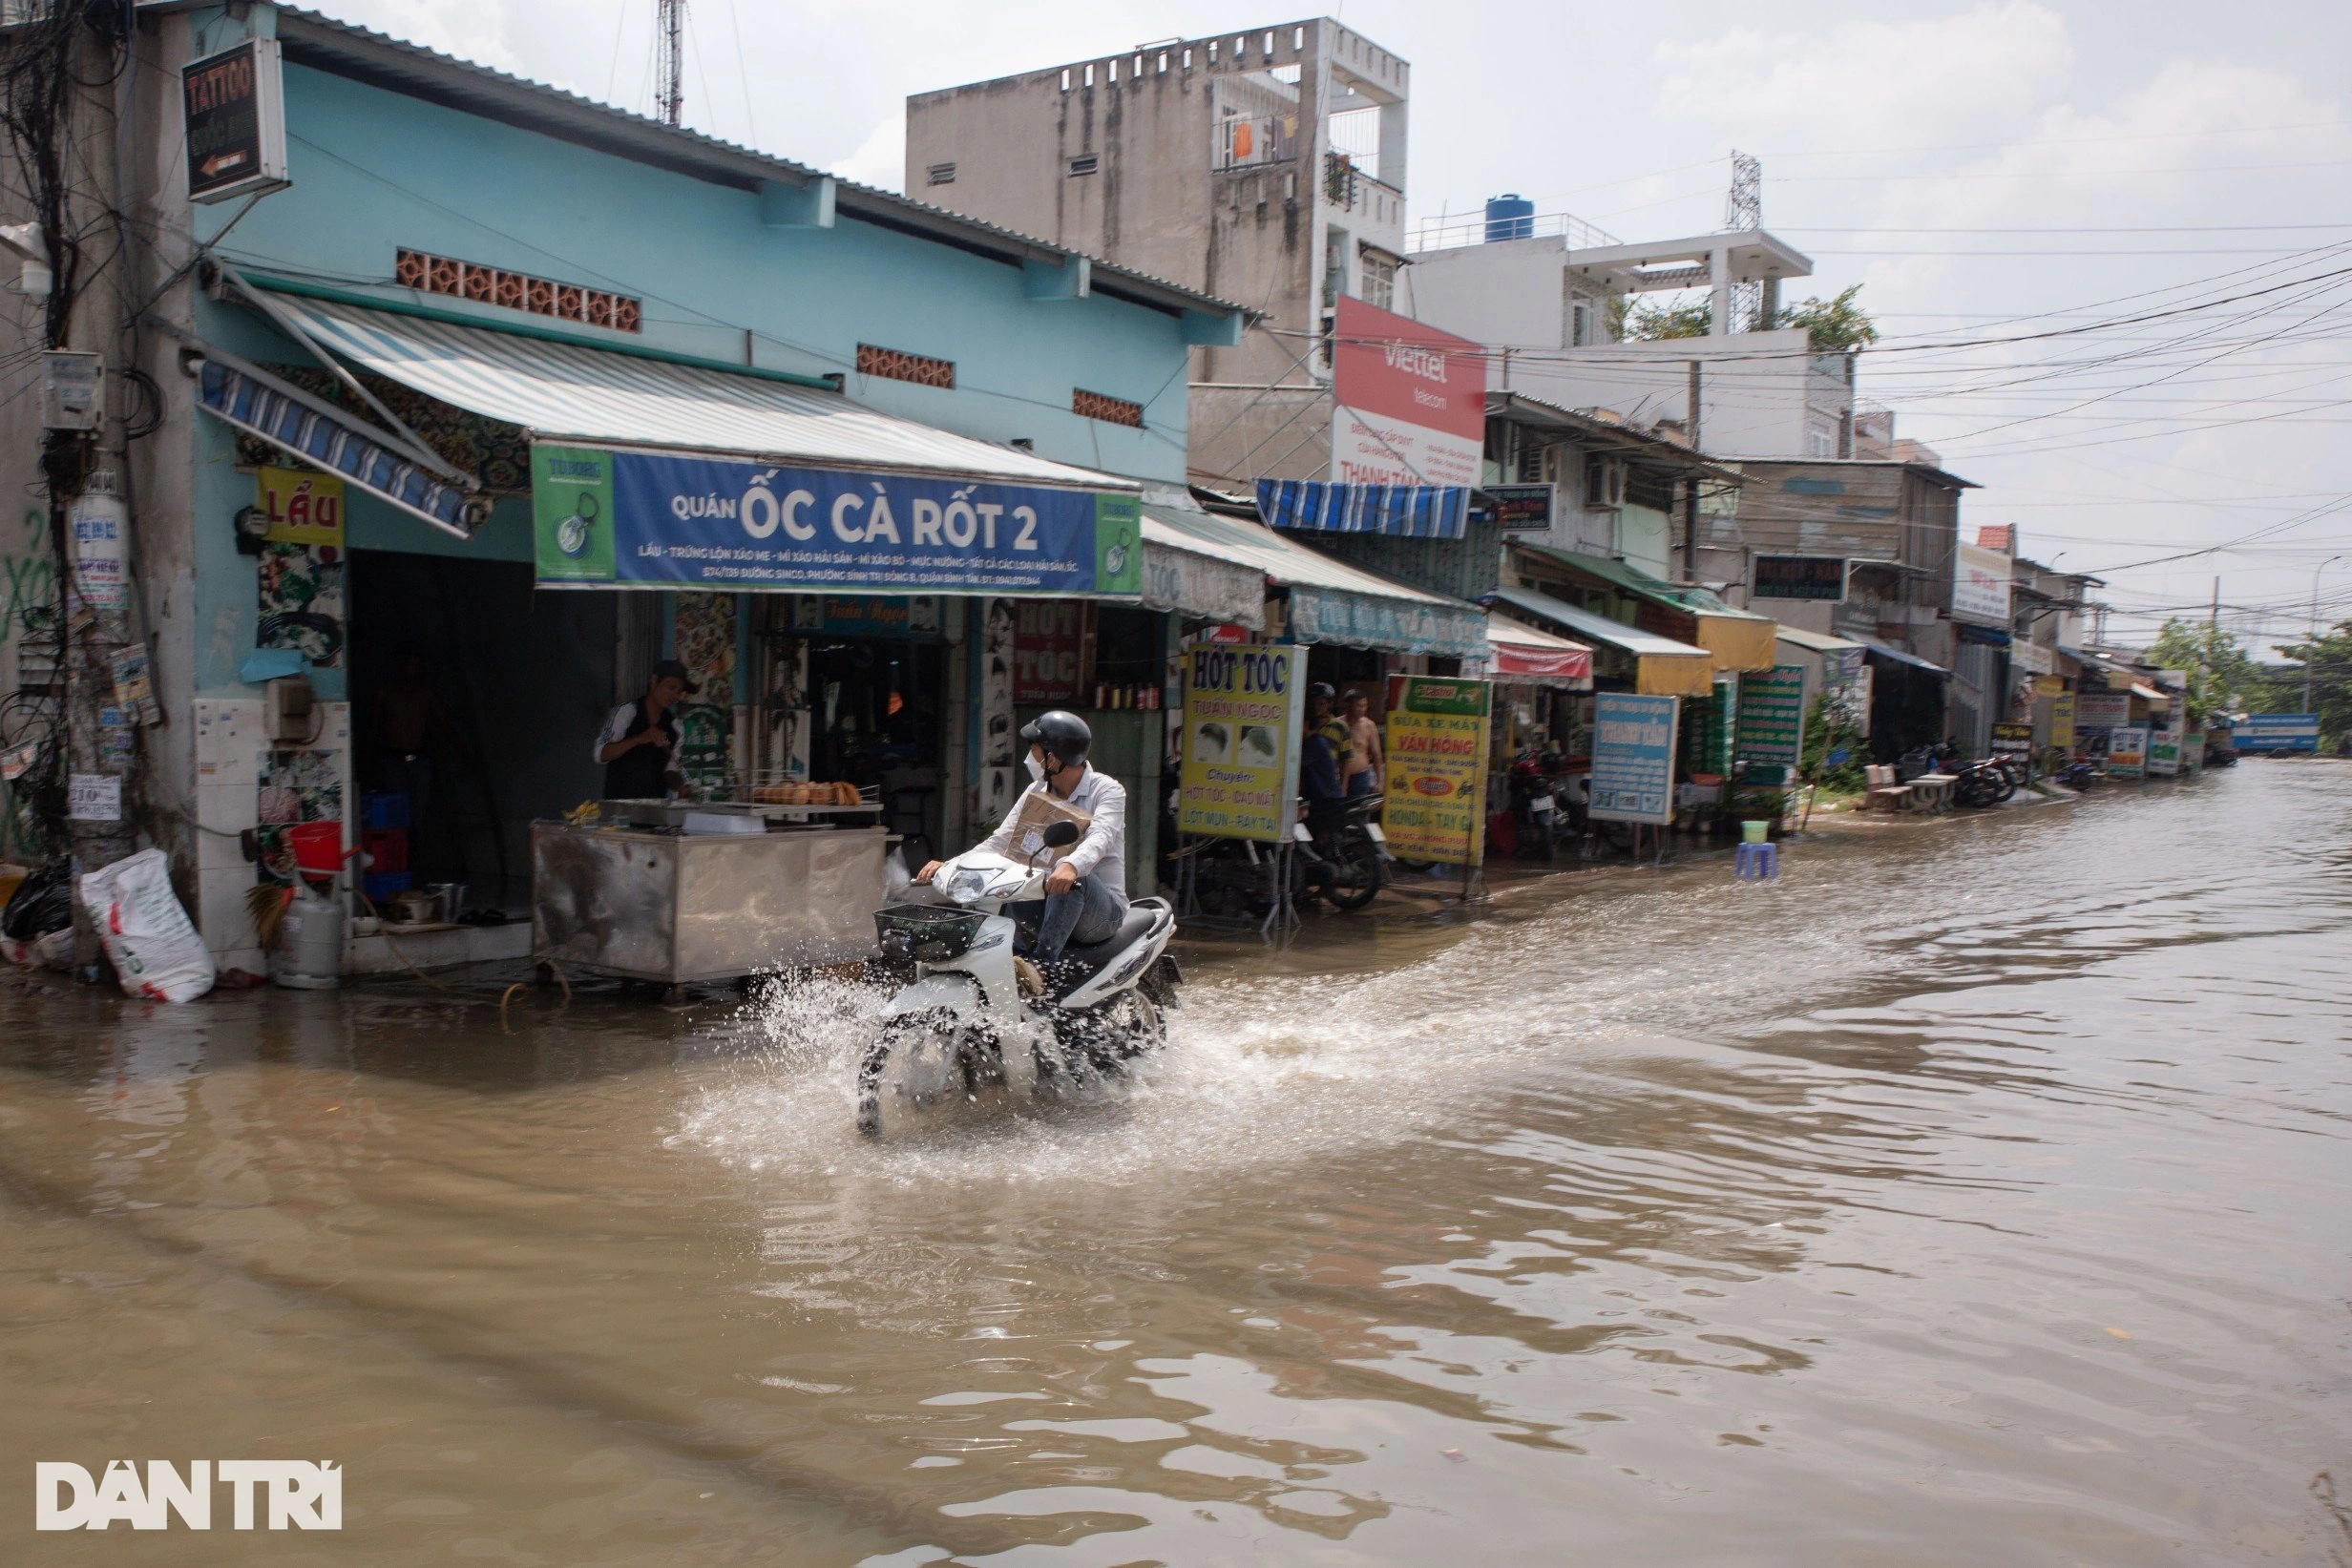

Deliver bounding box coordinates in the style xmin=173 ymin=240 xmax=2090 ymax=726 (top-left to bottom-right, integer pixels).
xmin=3 ymin=766 xmax=2348 ymax=1564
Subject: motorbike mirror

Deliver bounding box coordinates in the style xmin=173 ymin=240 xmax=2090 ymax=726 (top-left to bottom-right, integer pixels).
xmin=1041 ymin=820 xmax=1082 ymax=849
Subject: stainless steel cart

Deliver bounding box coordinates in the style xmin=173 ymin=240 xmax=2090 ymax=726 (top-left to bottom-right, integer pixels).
xmin=531 ymin=810 xmax=890 ymax=986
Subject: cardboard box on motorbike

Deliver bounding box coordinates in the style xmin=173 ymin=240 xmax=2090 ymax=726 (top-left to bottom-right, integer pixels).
xmin=1006 ymin=790 xmax=1092 ymax=865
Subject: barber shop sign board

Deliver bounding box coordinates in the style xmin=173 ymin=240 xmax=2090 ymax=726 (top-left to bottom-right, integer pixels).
xmin=531 ymin=446 xmax=1142 ymax=597
xmin=1178 ymin=643 xmax=1304 ymax=844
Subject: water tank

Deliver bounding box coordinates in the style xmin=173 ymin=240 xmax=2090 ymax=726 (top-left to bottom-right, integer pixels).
xmin=1484 ymin=194 xmax=1535 ymax=242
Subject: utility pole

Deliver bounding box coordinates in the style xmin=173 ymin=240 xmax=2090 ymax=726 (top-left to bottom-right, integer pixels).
xmin=1682 ymin=360 xmax=1702 ymax=580
xmin=657 ymin=0 xmax=686 ymax=127
xmin=1723 ymin=150 xmax=1764 ymax=333
xmin=2308 ymin=555 xmax=2342 ymax=713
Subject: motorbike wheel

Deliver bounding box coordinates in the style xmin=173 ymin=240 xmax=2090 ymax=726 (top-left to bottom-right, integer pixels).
xmin=1045 ymin=990 xmax=1166 ymax=1082
xmin=1322 ymin=833 xmax=1383 ymax=911
xmin=856 ymin=1009 xmax=966 ymax=1139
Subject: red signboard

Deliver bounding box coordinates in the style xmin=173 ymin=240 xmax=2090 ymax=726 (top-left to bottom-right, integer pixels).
xmin=1014 ymin=601 xmax=1092 ymax=703
xmin=1491 ymin=640 xmax=1591 ymax=682
xmin=1332 ymin=297 xmax=1486 ymax=439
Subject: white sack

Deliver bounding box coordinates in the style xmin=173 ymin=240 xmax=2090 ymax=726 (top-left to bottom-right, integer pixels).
xmin=76 ymin=848 xmax=217 ymax=1002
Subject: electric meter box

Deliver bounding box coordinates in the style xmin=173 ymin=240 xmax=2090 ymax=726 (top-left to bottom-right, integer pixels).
xmin=40 ymin=350 xmax=102 ymax=431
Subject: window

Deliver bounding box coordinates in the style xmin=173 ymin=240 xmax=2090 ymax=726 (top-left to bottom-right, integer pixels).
xmin=1072 ymin=388 xmax=1144 ymax=429
xmin=1067 ymin=154 xmax=1099 ymax=177
xmin=1569 ymin=300 xmax=1593 ymax=347
xmin=1626 ymin=468 xmax=1675 ymax=513
xmin=1060 ymin=68 xmax=1070 ymax=91
xmin=1083 ymin=62 xmax=1093 ymax=87
xmin=856 ymin=343 xmax=955 ymax=389
xmin=924 ymin=161 xmax=956 ymax=186
xmin=1357 ymin=245 xmax=1397 ymax=311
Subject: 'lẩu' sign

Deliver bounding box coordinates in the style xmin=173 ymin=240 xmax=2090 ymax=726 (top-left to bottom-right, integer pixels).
xmin=532 ymin=446 xmax=1141 ymax=597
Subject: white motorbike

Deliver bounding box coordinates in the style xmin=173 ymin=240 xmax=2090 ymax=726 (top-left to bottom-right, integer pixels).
xmin=861 ymin=821 xmax=1180 ymax=1138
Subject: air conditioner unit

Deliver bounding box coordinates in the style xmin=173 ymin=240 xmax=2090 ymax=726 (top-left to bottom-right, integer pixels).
xmin=1584 ymin=455 xmax=1626 ymax=510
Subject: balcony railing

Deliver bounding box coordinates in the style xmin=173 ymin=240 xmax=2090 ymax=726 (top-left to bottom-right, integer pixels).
xmin=1407 ymin=209 xmax=1623 ymax=255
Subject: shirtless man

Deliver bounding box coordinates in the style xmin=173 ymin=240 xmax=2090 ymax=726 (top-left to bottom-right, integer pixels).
xmin=1341 ymin=688 xmax=1383 ymax=798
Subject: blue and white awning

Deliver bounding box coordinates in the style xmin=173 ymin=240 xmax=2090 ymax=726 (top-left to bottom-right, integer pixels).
xmin=1255 ymin=479 xmax=1470 ymax=540
xmin=197 ymin=358 xmax=476 ymax=536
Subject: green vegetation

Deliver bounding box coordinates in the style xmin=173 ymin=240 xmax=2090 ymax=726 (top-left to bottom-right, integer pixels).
xmin=2262 ymin=617 xmax=2352 ymax=745
xmin=1622 ymin=283 xmax=1880 ymax=355
xmin=1801 ymin=695 xmax=1869 ymax=792
xmin=2145 ymin=619 xmax=2262 ymax=728
xmin=1765 ymin=284 xmax=1880 ymax=355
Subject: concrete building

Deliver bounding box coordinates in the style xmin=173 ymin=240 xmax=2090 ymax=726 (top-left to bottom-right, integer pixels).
xmin=904 ymin=18 xmax=1412 ymax=487
xmin=1401 ymin=215 xmax=1852 ymax=461
xmin=0 ymin=1 xmax=1254 ymax=976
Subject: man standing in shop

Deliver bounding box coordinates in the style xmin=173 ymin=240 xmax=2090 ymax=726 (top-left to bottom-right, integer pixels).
xmin=1299 ymin=681 xmax=1353 ymax=804
xmin=1340 ymin=688 xmax=1383 ymax=798
xmin=596 ymin=659 xmax=696 ymax=799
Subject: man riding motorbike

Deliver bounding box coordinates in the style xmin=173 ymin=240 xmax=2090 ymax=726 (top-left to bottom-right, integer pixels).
xmin=916 ymin=710 xmax=1126 ymax=967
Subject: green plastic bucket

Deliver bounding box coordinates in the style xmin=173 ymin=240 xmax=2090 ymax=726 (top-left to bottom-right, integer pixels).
xmin=1741 ymin=819 xmax=1771 ymax=844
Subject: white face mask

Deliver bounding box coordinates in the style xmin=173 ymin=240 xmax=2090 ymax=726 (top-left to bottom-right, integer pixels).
xmin=1024 ymin=751 xmax=1046 ymax=784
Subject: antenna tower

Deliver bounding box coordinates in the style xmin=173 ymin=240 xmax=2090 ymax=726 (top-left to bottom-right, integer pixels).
xmin=1724 ymin=149 xmax=1764 ymax=333
xmin=657 ymin=0 xmax=686 ymax=126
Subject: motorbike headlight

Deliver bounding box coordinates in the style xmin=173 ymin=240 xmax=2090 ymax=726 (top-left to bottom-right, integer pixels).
xmin=945 ymin=868 xmax=989 ymax=904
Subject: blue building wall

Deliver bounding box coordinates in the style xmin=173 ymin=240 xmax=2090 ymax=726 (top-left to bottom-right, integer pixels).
xmin=185 ymin=45 xmax=1203 ymax=700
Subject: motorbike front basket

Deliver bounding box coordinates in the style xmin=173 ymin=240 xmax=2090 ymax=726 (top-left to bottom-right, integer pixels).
xmin=874 ymin=903 xmax=988 ymax=962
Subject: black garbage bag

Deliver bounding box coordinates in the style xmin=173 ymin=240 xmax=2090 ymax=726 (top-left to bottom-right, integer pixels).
xmin=2 ymin=857 xmax=74 ymax=941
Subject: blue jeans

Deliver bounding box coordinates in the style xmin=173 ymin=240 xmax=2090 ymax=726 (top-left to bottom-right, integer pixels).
xmin=1018 ymin=873 xmax=1126 ymax=963
xmin=1345 ymin=769 xmax=1376 ymax=798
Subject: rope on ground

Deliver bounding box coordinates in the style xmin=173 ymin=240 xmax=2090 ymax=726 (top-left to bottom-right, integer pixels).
xmin=499 ymin=953 xmax=571 ymax=1035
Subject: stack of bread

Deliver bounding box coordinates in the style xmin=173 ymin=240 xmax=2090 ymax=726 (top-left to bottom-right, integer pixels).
xmin=749 ymin=781 xmax=866 ymax=806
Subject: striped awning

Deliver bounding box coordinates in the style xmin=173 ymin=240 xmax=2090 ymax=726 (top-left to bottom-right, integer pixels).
xmin=260 ymin=288 xmax=1133 ymax=491
xmin=1255 ymin=479 xmax=1470 ymax=540
xmin=197 ymin=358 xmax=475 ymax=536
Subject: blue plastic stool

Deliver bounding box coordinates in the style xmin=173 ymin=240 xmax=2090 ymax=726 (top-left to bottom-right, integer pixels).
xmin=1734 ymin=841 xmax=1778 ymax=881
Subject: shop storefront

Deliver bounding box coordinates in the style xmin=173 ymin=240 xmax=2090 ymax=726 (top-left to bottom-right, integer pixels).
xmin=115 ymin=6 xmax=1249 ymax=977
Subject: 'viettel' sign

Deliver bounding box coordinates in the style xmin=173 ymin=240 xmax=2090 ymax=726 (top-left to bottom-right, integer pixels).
xmin=182 ymin=39 xmax=290 ymax=204
xmin=1752 ymin=554 xmax=1849 ymax=601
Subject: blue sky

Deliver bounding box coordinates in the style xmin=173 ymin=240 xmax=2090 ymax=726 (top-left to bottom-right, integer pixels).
xmin=313 ymin=1 xmax=2352 ymax=654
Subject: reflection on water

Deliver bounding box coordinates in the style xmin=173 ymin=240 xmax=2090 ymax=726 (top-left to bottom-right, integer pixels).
xmin=1 ymin=768 xmax=2349 ymax=1564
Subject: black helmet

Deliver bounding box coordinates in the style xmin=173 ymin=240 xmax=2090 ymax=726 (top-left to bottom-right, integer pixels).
xmin=1308 ymin=681 xmax=1336 ymax=701
xmin=1020 ymin=709 xmax=1093 ymax=768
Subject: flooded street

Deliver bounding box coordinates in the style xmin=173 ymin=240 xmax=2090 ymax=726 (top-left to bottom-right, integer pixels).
xmin=3 ymin=766 xmax=2348 ymax=1565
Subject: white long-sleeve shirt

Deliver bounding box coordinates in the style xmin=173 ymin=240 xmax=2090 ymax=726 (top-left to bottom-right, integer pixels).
xmin=977 ymin=764 xmax=1127 ymax=901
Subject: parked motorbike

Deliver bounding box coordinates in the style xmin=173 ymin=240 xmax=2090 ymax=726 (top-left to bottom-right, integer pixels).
xmin=1505 ymin=747 xmax=1579 ymax=860
xmin=2053 ymin=760 xmax=2099 ymax=791
xmin=1170 ymin=794 xmax=1387 ymax=915
xmin=861 ymin=821 xmax=1180 ymax=1138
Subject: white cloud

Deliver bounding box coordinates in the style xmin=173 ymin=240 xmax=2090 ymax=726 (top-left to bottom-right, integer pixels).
xmin=1656 ymin=1 xmax=2075 ymax=148
xmin=834 ymin=115 xmax=907 ymax=194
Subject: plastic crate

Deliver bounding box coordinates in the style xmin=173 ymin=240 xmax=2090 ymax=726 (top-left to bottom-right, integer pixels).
xmin=362 ymin=827 xmax=408 ymax=873
xmin=362 ymin=792 xmax=410 ymax=830
xmin=363 ymin=870 xmax=411 ymax=903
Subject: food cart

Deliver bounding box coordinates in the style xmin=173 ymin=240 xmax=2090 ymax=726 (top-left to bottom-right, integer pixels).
xmin=532 ymin=790 xmax=891 ymax=993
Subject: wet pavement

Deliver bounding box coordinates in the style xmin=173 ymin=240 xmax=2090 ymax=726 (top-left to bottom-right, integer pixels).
xmin=2 ymin=764 xmax=2348 ymax=1564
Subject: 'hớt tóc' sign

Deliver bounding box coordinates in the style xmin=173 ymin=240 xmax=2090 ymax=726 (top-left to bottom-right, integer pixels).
xmin=1177 ymin=643 xmax=1302 ymax=843
xmin=1013 ymin=601 xmax=1092 ymax=704
xmin=1588 ymin=693 xmax=1681 ymax=825
xmin=531 ymin=446 xmax=1141 ymax=597
xmin=1751 ymin=554 xmax=1849 ymax=601
xmin=1379 ymin=676 xmax=1491 ymax=866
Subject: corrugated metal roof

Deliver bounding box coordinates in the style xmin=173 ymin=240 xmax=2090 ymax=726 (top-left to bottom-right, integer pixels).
xmin=1771 ymin=623 xmax=1866 ymax=655
xmin=1141 ymin=504 xmax=1466 ymax=607
xmin=1486 ymin=585 xmax=1712 ymax=660
xmin=270 ymin=294 xmax=1132 ymax=489
xmin=248 ymin=6 xmax=1247 ymax=324
xmin=1488 ymin=615 xmax=1592 ymax=654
